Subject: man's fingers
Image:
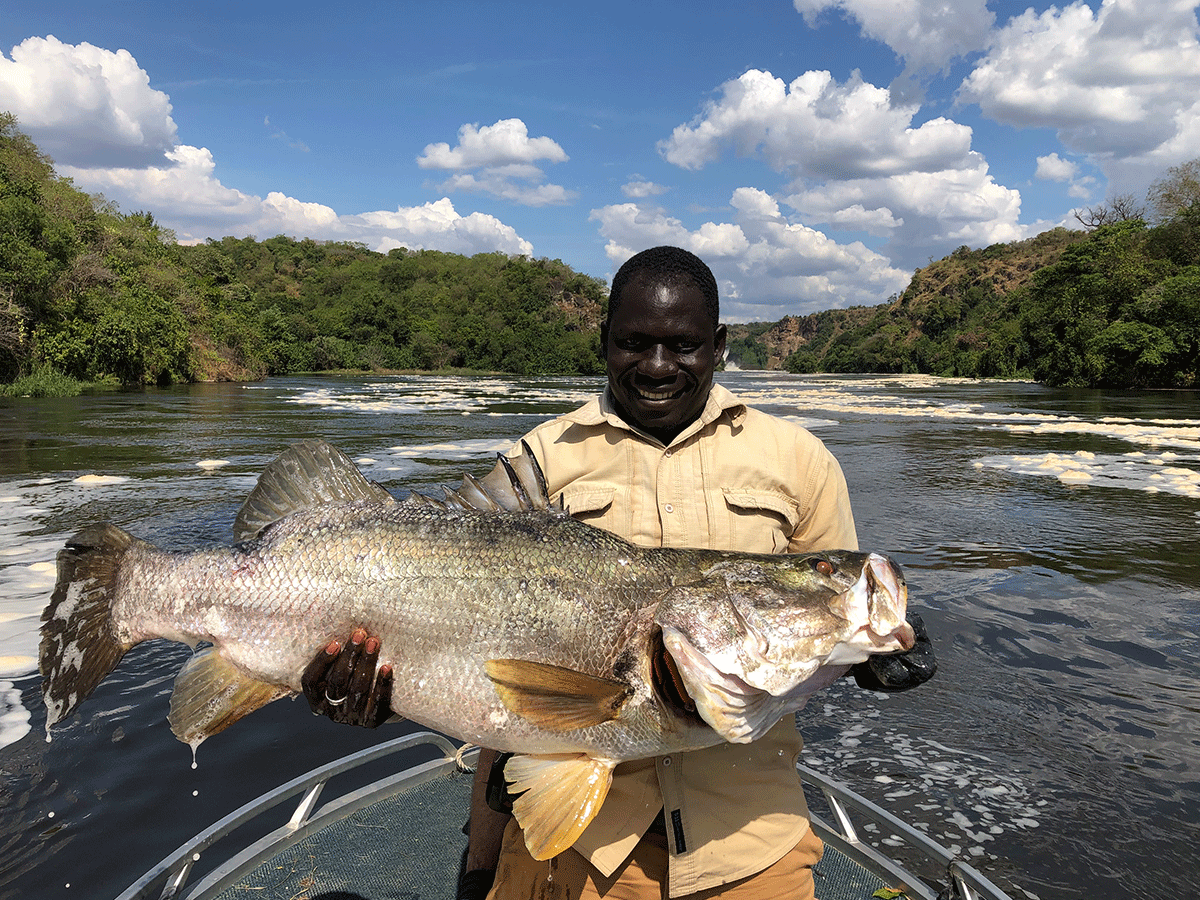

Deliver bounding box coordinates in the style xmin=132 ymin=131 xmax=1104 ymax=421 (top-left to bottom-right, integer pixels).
xmin=345 ymin=636 xmax=381 ymax=724
xmin=326 ymin=627 xmax=367 ymax=704
xmin=364 ymin=664 xmax=394 ymax=729
xmin=301 ymin=639 xmax=341 ymax=715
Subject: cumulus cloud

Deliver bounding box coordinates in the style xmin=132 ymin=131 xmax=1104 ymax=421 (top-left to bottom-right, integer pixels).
xmin=621 ymin=178 xmax=669 ymax=198
xmin=1035 ymin=153 xmax=1078 ymax=182
xmin=660 ymin=69 xmax=973 ymax=179
xmin=63 ymin=151 xmax=533 ymax=255
xmin=591 ymin=193 xmax=909 ymax=320
xmin=959 ymin=0 xmax=1200 ymax=175
xmin=0 ymin=35 xmax=177 ymax=167
xmin=10 ymin=37 xmax=535 ymax=258
xmin=658 ymin=68 xmax=1024 ymax=270
xmin=793 ymin=0 xmax=994 ymax=81
xmin=417 ymin=118 xmax=576 ymax=206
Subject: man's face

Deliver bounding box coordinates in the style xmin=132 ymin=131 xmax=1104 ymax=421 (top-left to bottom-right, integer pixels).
xmin=602 ymin=275 xmax=727 ymax=445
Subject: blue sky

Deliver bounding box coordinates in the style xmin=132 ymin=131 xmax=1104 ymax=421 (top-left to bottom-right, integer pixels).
xmin=3 ymin=0 xmax=1198 ymax=320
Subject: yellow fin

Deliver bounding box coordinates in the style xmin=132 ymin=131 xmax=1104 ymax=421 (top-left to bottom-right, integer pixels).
xmin=168 ymin=647 xmax=291 ymax=752
xmin=504 ymin=753 xmax=617 ymax=860
xmin=485 ymin=659 xmax=631 ymax=732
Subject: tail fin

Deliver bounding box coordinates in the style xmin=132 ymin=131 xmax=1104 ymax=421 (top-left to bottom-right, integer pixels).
xmin=39 ymin=523 xmax=140 ymax=738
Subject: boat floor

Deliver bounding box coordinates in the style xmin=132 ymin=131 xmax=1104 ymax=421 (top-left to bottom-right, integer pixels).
xmin=213 ymin=768 xmax=897 ymax=900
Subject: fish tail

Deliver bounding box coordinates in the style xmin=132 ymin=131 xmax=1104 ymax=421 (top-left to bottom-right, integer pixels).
xmin=39 ymin=523 xmax=140 ymax=738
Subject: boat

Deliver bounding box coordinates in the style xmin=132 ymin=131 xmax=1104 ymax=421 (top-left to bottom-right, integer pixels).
xmin=116 ymin=731 xmax=1018 ymax=900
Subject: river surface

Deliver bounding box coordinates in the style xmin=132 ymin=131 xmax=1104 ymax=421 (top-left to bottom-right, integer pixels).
xmin=0 ymin=372 xmax=1197 ymax=900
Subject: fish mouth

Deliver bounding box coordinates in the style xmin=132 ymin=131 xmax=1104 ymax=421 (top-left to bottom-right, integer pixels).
xmin=824 ymin=553 xmax=912 ymax=663
xmin=660 ymin=626 xmax=782 ymax=744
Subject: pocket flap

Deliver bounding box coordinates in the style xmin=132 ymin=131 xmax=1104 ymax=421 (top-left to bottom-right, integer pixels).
xmin=561 ymin=485 xmax=616 ymax=517
xmin=721 ymin=487 xmax=801 ymax=530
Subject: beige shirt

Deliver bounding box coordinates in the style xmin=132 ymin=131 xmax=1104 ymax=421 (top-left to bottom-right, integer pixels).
xmin=506 ymin=383 xmax=859 ymax=896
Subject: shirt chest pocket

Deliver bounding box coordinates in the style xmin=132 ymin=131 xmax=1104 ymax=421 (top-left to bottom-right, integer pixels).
xmin=560 ymin=485 xmax=617 ymax=528
xmin=721 ymin=488 xmax=801 ymax=554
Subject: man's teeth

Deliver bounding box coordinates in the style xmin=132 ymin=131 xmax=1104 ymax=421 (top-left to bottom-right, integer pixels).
xmin=638 ymin=387 xmax=679 ymax=400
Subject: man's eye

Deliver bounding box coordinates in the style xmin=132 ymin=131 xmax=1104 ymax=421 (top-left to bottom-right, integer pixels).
xmin=674 ymin=342 xmax=701 ymax=354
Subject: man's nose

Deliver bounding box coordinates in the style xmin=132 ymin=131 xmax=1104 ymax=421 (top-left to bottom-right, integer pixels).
xmin=640 ymin=343 xmax=676 ymax=377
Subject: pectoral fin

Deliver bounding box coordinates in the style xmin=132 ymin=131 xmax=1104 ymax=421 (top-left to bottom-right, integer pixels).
xmin=485 ymin=659 xmax=631 ymax=732
xmin=168 ymin=647 xmax=291 ymax=754
xmin=504 ymin=753 xmax=617 ymax=860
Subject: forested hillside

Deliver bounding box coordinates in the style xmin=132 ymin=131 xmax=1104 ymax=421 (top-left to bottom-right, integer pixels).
xmin=728 ymin=172 xmax=1199 ymax=389
xmin=1 ymin=114 xmax=605 ymax=391
xmin=3 ymin=112 xmax=1197 ymax=393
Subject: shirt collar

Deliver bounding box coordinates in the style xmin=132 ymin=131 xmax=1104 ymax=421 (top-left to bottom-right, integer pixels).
xmin=564 ymin=382 xmax=747 ymax=446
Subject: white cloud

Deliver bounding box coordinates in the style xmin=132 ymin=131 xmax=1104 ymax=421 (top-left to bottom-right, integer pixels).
xmin=0 ymin=35 xmax=177 ymax=167
xmin=15 ymin=37 xmax=535 ymax=258
xmin=64 ymin=151 xmax=532 ymax=255
xmin=660 ymin=69 xmax=974 ymax=179
xmin=621 ymin=178 xmax=669 ymax=198
xmin=417 ymin=118 xmax=575 ymax=206
xmin=793 ymin=0 xmax=994 ymax=77
xmin=590 ymin=193 xmax=909 ymax=320
xmin=658 ymin=68 xmax=1024 ymax=269
xmin=417 ymin=118 xmax=567 ymax=170
xmin=1035 ymin=153 xmax=1078 ymax=182
xmin=960 ymin=0 xmax=1200 ymax=168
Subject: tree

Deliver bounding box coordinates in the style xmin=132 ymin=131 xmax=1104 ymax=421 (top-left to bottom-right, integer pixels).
xmin=1072 ymin=194 xmax=1145 ymax=230
xmin=1147 ymin=157 xmax=1200 ymax=223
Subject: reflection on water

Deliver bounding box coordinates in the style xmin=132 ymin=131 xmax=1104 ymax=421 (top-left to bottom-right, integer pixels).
xmin=0 ymin=373 xmax=1197 ymax=900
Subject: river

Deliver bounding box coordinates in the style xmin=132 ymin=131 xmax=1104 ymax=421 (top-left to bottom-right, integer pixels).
xmin=1 ymin=372 xmax=1197 ymax=900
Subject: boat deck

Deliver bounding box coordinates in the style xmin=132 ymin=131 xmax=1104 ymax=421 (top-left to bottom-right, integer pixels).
xmin=120 ymin=732 xmax=1015 ymax=900
xmin=211 ymin=768 xmax=897 ymax=900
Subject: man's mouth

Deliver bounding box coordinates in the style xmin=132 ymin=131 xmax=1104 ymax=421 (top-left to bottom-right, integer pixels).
xmin=635 ymin=386 xmax=685 ymax=401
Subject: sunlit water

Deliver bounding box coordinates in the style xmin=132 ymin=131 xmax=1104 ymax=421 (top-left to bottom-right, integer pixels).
xmin=1 ymin=373 xmax=1197 ymax=900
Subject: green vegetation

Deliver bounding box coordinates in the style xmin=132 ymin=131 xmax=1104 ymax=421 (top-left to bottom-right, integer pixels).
xmin=1 ymin=113 xmax=605 ymax=388
xmin=738 ymin=197 xmax=1198 ymax=388
xmin=2 ymin=112 xmax=1197 ymax=392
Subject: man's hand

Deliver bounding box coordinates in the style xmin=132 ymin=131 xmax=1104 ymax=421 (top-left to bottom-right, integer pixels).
xmin=852 ymin=611 xmax=937 ymax=692
xmin=301 ymin=628 xmax=394 ymax=727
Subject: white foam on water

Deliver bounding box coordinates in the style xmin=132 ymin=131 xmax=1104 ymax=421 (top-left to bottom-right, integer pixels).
xmin=804 ymin=700 xmax=1040 ymax=860
xmin=975 ymin=450 xmax=1200 ymax=498
xmin=195 ymin=459 xmax=230 ymax=470
xmin=0 ymin=678 xmax=31 ymax=749
xmin=284 ymin=376 xmax=597 ymax=416
xmin=73 ymin=474 xmax=129 ymax=486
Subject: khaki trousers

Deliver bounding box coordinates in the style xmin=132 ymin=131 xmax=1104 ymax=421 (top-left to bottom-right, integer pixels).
xmin=486 ymin=819 xmax=823 ymax=900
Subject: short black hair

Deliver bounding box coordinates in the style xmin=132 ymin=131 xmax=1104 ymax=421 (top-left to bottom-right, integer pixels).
xmin=607 ymin=246 xmax=720 ymax=329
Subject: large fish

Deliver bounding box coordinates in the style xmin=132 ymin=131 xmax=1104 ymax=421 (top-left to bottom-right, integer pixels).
xmin=40 ymin=440 xmax=914 ymax=859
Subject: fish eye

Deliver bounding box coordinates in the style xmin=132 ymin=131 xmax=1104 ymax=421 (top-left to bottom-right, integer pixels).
xmin=811 ymin=558 xmax=835 ymax=576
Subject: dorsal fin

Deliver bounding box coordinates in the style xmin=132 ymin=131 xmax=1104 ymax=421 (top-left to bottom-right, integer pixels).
xmin=415 ymin=440 xmax=565 ymax=514
xmin=234 ymin=440 xmax=394 ymax=541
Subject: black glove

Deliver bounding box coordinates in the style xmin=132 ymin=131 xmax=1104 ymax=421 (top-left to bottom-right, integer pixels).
xmin=301 ymin=628 xmax=395 ymax=727
xmin=851 ymin=611 xmax=937 ymax=692
xmin=456 ymin=869 xmax=496 ymax=900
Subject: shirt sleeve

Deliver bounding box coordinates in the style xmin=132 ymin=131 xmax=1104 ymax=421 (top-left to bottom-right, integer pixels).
xmin=787 ymin=442 xmax=858 ymax=553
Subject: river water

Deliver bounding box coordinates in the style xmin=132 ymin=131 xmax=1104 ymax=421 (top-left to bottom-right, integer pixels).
xmin=0 ymin=372 xmax=1197 ymax=900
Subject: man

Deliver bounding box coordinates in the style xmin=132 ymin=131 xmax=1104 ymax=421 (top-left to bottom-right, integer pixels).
xmin=304 ymin=246 xmax=935 ymax=899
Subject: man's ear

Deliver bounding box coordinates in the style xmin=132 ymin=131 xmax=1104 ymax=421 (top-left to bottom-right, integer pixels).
xmin=599 ymin=322 xmax=609 ymax=361
xmin=713 ymin=323 xmax=727 ymax=361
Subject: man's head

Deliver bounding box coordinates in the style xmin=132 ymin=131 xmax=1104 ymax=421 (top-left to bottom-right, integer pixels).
xmin=602 ymin=247 xmax=727 ymax=446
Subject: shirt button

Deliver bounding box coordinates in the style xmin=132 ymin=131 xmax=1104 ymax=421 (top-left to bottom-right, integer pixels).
xmin=664 ymin=503 xmax=674 ymax=513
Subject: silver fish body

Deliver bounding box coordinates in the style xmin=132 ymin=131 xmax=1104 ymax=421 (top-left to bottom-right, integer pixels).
xmin=40 ymin=440 xmax=913 ymax=859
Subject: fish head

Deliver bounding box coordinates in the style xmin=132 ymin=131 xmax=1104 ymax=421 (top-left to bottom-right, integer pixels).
xmin=656 ymin=551 xmax=913 ymax=743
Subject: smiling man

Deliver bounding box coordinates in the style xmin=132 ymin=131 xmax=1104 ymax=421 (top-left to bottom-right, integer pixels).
xmin=305 ymin=246 xmax=935 ymax=900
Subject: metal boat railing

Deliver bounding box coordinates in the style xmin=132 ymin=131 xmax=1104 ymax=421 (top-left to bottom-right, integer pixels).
xmin=117 ymin=731 xmax=1016 ymax=900
xmin=117 ymin=732 xmax=465 ymax=900
xmin=799 ymin=762 xmax=1014 ymax=900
